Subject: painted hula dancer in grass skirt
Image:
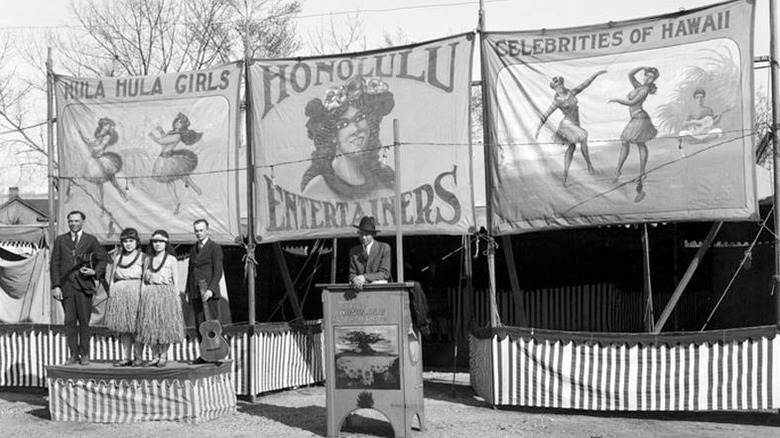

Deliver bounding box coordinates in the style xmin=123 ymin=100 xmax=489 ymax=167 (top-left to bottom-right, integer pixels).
xmin=148 ymin=113 xmax=203 ymax=215
xmin=535 ymin=71 xmax=607 ymax=186
xmin=105 ymin=228 xmax=145 ymax=367
xmin=609 ymin=66 xmax=660 ymax=203
xmin=137 ymin=229 xmax=185 ymax=367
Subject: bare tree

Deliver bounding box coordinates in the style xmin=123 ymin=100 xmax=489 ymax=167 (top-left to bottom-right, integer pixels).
xmin=53 ymin=0 xmax=302 ymax=76
xmin=0 ymin=34 xmax=48 ymax=193
xmin=382 ymin=26 xmax=413 ymax=48
xmin=305 ymin=11 xmax=365 ymax=55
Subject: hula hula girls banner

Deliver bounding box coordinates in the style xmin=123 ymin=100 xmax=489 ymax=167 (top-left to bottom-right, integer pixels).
xmin=54 ymin=62 xmax=242 ymax=244
xmin=482 ymin=0 xmax=757 ymax=234
xmin=250 ymin=34 xmax=475 ymax=242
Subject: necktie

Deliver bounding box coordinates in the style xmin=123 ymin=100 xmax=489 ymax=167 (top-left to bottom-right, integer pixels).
xmin=72 ymin=233 xmax=78 ymax=246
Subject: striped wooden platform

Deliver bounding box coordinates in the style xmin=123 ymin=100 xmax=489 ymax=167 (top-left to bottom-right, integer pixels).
xmin=47 ymin=361 xmax=235 ymax=423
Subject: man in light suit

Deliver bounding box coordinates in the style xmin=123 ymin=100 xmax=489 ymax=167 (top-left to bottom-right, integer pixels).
xmin=50 ymin=211 xmax=108 ymax=365
xmin=185 ymin=218 xmax=227 ymax=327
xmin=348 ymin=216 xmax=391 ymax=290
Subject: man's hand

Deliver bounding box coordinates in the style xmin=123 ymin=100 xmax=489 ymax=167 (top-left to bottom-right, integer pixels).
xmin=52 ymin=287 xmax=63 ymax=301
xmin=201 ymin=289 xmax=214 ymax=301
xmin=79 ymin=267 xmax=96 ymax=277
xmin=350 ymin=275 xmax=366 ymax=291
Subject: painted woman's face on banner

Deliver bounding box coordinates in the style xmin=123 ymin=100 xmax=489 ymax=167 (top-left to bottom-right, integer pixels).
xmin=336 ymin=106 xmax=369 ymax=156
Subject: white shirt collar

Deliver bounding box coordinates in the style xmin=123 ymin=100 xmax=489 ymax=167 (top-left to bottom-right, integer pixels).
xmin=364 ymin=241 xmax=374 ymax=255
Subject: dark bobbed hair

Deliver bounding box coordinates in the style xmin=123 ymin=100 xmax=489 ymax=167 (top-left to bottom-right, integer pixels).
xmin=119 ymin=227 xmax=140 ymax=242
xmin=146 ymin=229 xmax=176 ymax=256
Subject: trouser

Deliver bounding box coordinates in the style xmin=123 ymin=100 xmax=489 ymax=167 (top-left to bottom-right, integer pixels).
xmin=61 ymin=287 xmax=93 ymax=358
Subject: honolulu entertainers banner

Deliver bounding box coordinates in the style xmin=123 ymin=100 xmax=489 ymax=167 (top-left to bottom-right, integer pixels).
xmin=482 ymin=0 xmax=756 ymax=234
xmin=54 ymin=63 xmax=242 ymax=244
xmin=250 ymin=34 xmax=475 ymax=242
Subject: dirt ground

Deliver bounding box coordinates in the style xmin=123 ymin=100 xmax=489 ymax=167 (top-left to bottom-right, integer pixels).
xmin=1 ymin=371 xmax=779 ymax=438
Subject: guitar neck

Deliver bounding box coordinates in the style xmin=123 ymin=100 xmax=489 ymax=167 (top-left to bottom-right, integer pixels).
xmin=203 ymin=298 xmax=213 ymax=321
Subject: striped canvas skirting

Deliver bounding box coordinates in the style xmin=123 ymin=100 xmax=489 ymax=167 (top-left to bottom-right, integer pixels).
xmin=470 ymin=325 xmax=780 ymax=411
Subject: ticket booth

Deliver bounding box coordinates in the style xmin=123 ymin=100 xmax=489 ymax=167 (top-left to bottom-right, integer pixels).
xmin=320 ymin=282 xmax=425 ymax=438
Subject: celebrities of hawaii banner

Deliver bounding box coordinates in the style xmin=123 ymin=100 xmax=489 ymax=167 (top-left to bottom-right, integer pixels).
xmin=250 ymin=34 xmax=475 ymax=242
xmin=54 ymin=63 xmax=243 ymax=244
xmin=482 ymin=0 xmax=757 ymax=234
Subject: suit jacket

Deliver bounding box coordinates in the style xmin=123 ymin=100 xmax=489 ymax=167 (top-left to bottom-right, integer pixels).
xmin=348 ymin=240 xmax=392 ymax=283
xmin=50 ymin=232 xmax=108 ymax=296
xmin=186 ymin=239 xmax=224 ymax=299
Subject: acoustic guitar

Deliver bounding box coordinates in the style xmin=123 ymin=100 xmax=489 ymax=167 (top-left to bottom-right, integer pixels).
xmin=197 ymin=279 xmax=230 ymax=363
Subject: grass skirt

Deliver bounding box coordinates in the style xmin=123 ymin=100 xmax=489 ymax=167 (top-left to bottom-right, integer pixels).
xmin=152 ymin=150 xmax=197 ymax=183
xmin=105 ymin=279 xmax=141 ymax=334
xmin=137 ymin=283 xmax=185 ymax=344
xmin=620 ymin=110 xmax=657 ymax=143
xmin=554 ymin=119 xmax=587 ymax=145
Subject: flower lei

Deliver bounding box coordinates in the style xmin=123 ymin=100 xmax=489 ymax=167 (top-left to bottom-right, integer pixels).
xmin=117 ymin=250 xmax=141 ymax=269
xmin=148 ymin=252 xmax=168 ymax=273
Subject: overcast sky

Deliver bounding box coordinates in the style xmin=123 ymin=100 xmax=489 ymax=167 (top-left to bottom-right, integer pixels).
xmin=0 ymin=0 xmax=775 ymax=55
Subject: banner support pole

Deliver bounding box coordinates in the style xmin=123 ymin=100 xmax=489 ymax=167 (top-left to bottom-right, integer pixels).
xmin=478 ymin=0 xmax=500 ymax=327
xmin=641 ymin=224 xmax=654 ymax=332
xmin=46 ymin=47 xmax=57 ymax=323
xmin=770 ymin=0 xmax=780 ymax=328
xmin=242 ymin=0 xmax=257 ymax=401
xmin=393 ymin=119 xmax=404 ymax=282
xmin=654 ymin=221 xmax=721 ymax=333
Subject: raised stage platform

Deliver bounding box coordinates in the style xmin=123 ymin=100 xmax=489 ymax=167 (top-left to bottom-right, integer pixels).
xmin=0 ymin=322 xmax=324 ymax=396
xmin=47 ymin=360 xmax=236 ymax=423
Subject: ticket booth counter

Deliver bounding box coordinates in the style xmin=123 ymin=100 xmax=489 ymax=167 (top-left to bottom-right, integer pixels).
xmin=319 ymin=282 xmax=425 ymax=438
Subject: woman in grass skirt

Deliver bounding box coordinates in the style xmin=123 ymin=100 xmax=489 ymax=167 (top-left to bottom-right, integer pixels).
xmin=137 ymin=229 xmax=185 ymax=367
xmin=105 ymin=228 xmax=145 ymax=366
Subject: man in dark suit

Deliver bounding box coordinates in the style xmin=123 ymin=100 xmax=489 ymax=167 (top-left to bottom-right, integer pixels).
xmin=186 ymin=218 xmax=227 ymax=327
xmin=50 ymin=210 xmax=108 ymax=365
xmin=348 ymin=216 xmax=392 ymax=290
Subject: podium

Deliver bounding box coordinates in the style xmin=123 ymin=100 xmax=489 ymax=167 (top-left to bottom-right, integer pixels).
xmin=320 ymin=283 xmax=425 ymax=438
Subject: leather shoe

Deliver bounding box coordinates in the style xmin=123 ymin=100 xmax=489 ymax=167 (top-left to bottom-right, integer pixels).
xmin=79 ymin=357 xmax=90 ymax=366
xmin=65 ymin=356 xmax=79 ymax=366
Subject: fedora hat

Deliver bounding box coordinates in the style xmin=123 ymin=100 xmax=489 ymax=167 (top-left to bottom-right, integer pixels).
xmin=353 ymin=216 xmax=379 ymax=234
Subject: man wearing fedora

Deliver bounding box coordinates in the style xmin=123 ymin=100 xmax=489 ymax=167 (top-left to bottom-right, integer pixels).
xmin=349 ymin=216 xmax=391 ymax=290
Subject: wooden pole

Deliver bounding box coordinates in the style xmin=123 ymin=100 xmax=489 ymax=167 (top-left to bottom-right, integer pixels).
xmin=501 ymin=235 xmax=527 ymax=326
xmin=330 ymin=238 xmax=338 ymax=283
xmin=46 ymin=48 xmax=55 ymax=244
xmin=393 ymin=119 xmax=404 ymax=282
xmin=654 ymin=222 xmax=722 ymax=333
xmin=641 ymin=224 xmax=654 ymax=332
xmin=273 ymin=242 xmax=304 ymax=322
xmin=242 ymin=0 xmax=257 ymax=400
xmin=770 ymin=0 xmax=780 ymax=327
xmin=46 ymin=47 xmax=57 ymax=323
xmin=477 ymin=0 xmax=499 ymax=328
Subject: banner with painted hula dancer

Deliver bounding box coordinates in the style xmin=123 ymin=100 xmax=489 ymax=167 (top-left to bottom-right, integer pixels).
xmin=54 ymin=62 xmax=242 ymax=244
xmin=482 ymin=0 xmax=757 ymax=234
xmin=250 ymin=34 xmax=475 ymax=242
